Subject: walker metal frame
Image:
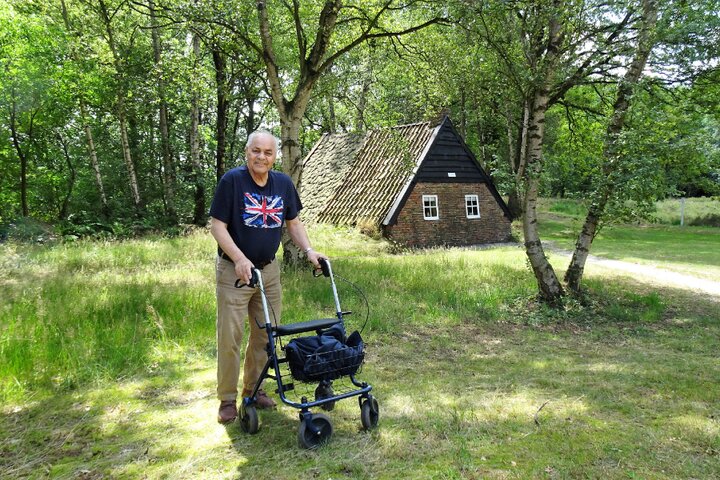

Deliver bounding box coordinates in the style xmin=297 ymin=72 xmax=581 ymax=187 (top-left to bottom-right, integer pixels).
xmin=237 ymin=259 xmax=379 ymax=448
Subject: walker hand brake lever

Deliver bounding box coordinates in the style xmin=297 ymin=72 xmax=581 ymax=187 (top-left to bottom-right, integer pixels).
xmin=312 ymin=258 xmax=331 ymax=278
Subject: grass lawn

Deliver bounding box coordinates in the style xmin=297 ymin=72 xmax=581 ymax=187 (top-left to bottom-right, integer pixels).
xmin=1 ymin=225 xmax=719 ymax=479
xmin=538 ymin=198 xmax=720 ymax=282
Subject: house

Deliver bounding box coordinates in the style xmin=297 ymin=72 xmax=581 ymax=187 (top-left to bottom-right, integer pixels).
xmin=299 ymin=116 xmax=512 ymax=248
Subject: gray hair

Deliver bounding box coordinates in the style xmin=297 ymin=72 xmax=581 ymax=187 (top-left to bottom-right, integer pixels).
xmin=246 ymin=130 xmax=281 ymax=153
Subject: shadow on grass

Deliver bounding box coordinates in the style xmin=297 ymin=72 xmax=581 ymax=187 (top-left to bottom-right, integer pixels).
xmin=2 ymin=278 xmax=718 ymax=479
xmin=2 ymin=250 xmax=719 ymax=478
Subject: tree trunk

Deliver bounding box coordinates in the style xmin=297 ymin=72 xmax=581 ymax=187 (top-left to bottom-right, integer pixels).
xmin=244 ymin=89 xmax=257 ymax=140
xmin=327 ymin=95 xmax=337 ymax=134
xmin=118 ymin=101 xmax=142 ymax=209
xmin=355 ymin=67 xmax=371 ymax=132
xmin=505 ymin=99 xmax=529 ymax=220
xmin=60 ymin=0 xmax=109 ymax=218
xmin=80 ymin=103 xmax=109 ymax=217
xmin=57 ymin=133 xmax=76 ymax=220
xmin=228 ymin=109 xmax=241 ymax=164
xmin=213 ymin=49 xmax=229 ymax=182
xmin=280 ymin=111 xmax=307 ymax=266
xmin=522 ymin=87 xmax=564 ymax=303
xmin=98 ymin=0 xmax=141 ymax=211
xmin=190 ymin=31 xmax=206 ymax=226
xmin=565 ymin=0 xmax=658 ymax=292
xmin=149 ymin=0 xmax=176 ymax=222
xmin=9 ymin=100 xmax=29 ymax=217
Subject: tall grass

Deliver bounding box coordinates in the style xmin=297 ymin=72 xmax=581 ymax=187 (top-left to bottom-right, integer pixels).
xmin=0 ymin=233 xmax=218 ymax=401
xmin=1 ymin=222 xmax=693 ymax=405
xmin=0 ymin=229 xmax=534 ymax=403
xmin=653 ymin=196 xmax=720 ymax=226
xmin=538 ymin=196 xmax=720 ymax=226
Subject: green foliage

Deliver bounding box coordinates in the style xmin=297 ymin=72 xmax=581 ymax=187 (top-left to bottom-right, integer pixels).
xmin=0 ymin=0 xmax=719 ymax=240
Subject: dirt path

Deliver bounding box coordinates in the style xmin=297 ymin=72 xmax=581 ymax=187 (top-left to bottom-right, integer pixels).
xmin=543 ymin=242 xmax=720 ymax=297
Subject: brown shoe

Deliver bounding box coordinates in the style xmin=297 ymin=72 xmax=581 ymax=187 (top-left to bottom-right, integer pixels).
xmin=217 ymin=400 xmax=237 ymax=424
xmin=255 ymin=389 xmax=277 ymax=409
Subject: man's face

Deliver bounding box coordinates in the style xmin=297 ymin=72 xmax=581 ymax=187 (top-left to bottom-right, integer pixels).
xmin=246 ymin=133 xmax=277 ymax=178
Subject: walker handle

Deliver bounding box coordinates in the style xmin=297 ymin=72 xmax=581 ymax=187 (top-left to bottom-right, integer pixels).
xmin=313 ymin=258 xmax=331 ymax=278
xmin=234 ymin=269 xmax=260 ymax=288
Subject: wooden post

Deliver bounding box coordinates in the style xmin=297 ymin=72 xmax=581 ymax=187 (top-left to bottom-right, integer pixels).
xmin=680 ymin=197 xmax=685 ymax=227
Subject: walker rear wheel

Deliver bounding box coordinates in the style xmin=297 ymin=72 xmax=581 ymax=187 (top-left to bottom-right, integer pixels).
xmin=239 ymin=404 xmax=259 ymax=434
xmin=297 ymin=413 xmax=333 ymax=449
xmin=360 ymin=396 xmax=379 ymax=430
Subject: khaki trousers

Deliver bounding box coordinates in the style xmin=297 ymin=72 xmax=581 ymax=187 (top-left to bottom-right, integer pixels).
xmin=216 ymin=256 xmax=281 ymax=401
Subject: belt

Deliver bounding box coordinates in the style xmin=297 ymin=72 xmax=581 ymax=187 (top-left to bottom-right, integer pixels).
xmin=219 ymin=251 xmax=273 ymax=269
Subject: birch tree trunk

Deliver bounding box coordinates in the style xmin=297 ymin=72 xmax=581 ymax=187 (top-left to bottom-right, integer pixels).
xmin=565 ymin=0 xmax=658 ymax=292
xmin=98 ymin=0 xmax=141 ymax=210
xmin=149 ymin=0 xmax=176 ymax=221
xmin=60 ymin=0 xmax=109 ymax=216
xmin=506 ymin=99 xmax=530 ymax=220
xmin=117 ymin=101 xmax=141 ymax=208
xmin=523 ymin=86 xmax=564 ymax=303
xmin=80 ymin=103 xmax=109 ymax=217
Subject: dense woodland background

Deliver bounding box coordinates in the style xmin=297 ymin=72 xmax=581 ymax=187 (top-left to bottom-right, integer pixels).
xmin=1 ymin=0 xmax=719 ymax=300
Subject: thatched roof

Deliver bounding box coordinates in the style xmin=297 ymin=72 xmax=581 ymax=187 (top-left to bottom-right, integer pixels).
xmin=300 ymin=121 xmax=437 ymax=225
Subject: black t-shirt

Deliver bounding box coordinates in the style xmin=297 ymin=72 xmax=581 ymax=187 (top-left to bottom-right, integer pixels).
xmin=209 ymin=166 xmax=302 ymax=263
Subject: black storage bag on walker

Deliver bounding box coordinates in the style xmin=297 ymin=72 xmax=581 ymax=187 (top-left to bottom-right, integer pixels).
xmin=284 ymin=323 xmax=364 ymax=382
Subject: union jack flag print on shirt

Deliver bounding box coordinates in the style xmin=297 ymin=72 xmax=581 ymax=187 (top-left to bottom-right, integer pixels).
xmin=243 ymin=192 xmax=284 ymax=228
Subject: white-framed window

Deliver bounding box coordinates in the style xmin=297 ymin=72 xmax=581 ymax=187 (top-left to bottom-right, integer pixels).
xmin=465 ymin=194 xmax=480 ymax=219
xmin=422 ymin=195 xmax=439 ymax=220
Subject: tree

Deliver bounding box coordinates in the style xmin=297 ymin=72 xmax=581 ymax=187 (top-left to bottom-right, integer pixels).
xmin=148 ymin=0 xmax=177 ymax=221
xmin=59 ymin=0 xmax=110 ymax=217
xmin=92 ymin=0 xmax=143 ymax=212
xmin=0 ymin=2 xmax=68 ymax=220
xmin=211 ymin=0 xmax=446 ymax=263
xmin=464 ymin=0 xmax=642 ymax=303
xmin=565 ymin=0 xmax=659 ymax=292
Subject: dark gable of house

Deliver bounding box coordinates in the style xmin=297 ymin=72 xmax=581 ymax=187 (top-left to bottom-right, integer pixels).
xmin=383 ymin=118 xmax=512 ymax=226
xmin=416 ymin=123 xmax=488 ymax=183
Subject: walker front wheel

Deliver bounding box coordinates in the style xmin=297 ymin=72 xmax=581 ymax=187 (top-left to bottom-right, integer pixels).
xmin=298 ymin=413 xmax=333 ymax=449
xmin=360 ymin=396 xmax=379 ymax=430
xmin=239 ymin=404 xmax=259 ymax=434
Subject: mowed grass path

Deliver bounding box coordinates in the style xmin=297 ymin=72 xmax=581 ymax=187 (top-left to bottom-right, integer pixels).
xmin=537 ymin=198 xmax=720 ymax=282
xmin=1 ymin=226 xmax=719 ymax=479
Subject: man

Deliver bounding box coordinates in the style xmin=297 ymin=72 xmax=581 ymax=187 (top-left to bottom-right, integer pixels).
xmin=209 ymin=130 xmax=325 ymax=424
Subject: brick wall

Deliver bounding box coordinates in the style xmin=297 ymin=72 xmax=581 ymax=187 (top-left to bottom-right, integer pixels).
xmin=384 ymin=182 xmax=511 ymax=247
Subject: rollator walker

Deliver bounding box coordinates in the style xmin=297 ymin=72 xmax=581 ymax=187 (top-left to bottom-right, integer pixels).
xmin=237 ymin=259 xmax=379 ymax=449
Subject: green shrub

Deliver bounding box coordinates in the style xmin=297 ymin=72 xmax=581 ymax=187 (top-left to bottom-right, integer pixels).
xmin=688 ymin=213 xmax=720 ymax=227
xmin=1 ymin=217 xmax=58 ymax=243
